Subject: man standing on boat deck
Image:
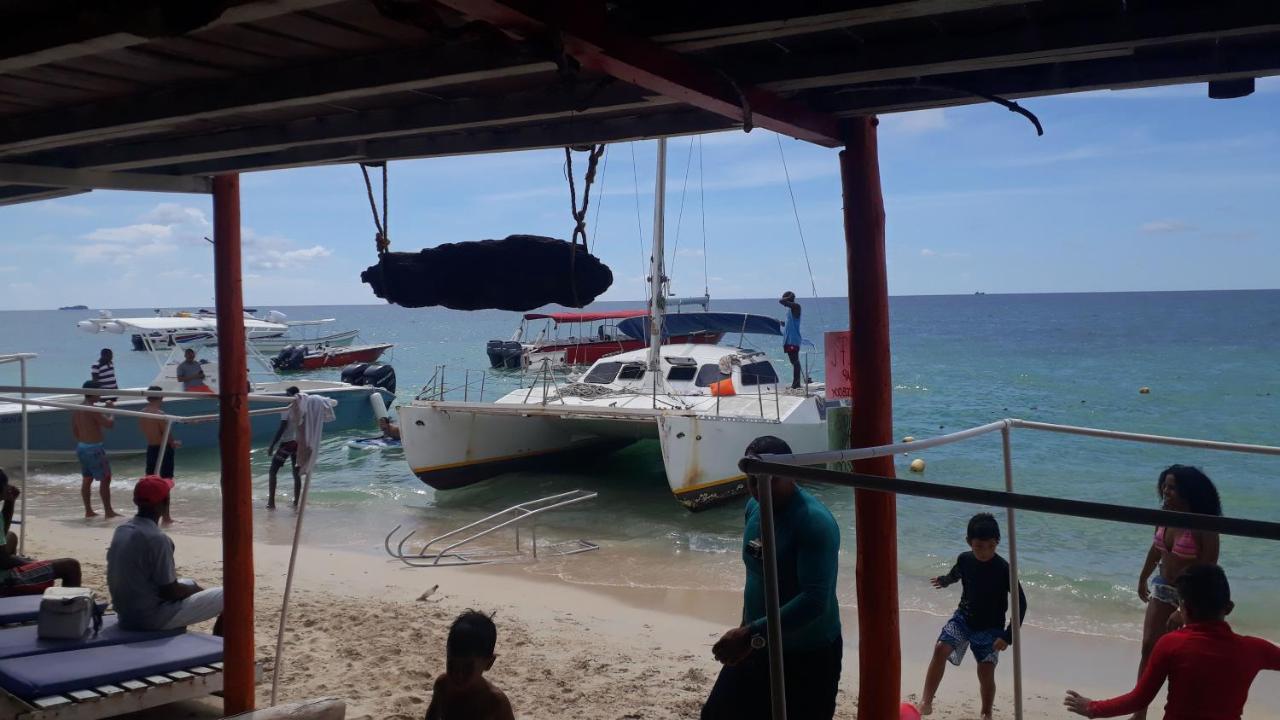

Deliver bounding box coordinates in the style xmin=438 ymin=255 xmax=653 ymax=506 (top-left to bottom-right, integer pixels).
xmin=72 ymin=381 xmax=117 ymax=518
xmin=702 ymin=435 xmax=843 ymax=720
xmin=90 ymin=348 xmax=118 ymax=405
xmin=175 ymin=348 xmax=210 ymax=392
xmin=107 ymin=476 xmax=222 ymax=633
xmin=779 ymin=291 xmax=804 ymax=389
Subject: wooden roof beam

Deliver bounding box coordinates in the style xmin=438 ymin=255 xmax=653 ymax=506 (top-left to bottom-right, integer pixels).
xmin=432 ymin=0 xmax=843 ymax=147
xmin=0 ymin=162 xmax=210 ymax=194
xmin=140 ymin=108 xmax=735 ymax=176
xmin=760 ymin=1 xmax=1280 ymax=92
xmin=655 ymin=0 xmax=1040 ymax=52
xmin=0 ymin=0 xmax=348 ymax=74
xmin=0 ymin=186 xmax=89 ymax=207
xmin=0 ymin=43 xmax=555 ymax=157
xmin=18 ymin=86 xmax=674 ymax=172
xmin=821 ymin=42 xmax=1280 ymax=116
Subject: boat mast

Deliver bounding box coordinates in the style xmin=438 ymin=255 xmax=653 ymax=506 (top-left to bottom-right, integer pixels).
xmin=647 ymin=137 xmax=668 ymax=372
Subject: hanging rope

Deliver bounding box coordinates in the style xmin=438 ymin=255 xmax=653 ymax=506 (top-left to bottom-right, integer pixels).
xmin=564 ymin=144 xmax=606 ymax=306
xmin=589 ymin=145 xmax=610 ymax=254
xmin=360 ymin=162 xmax=391 ymax=255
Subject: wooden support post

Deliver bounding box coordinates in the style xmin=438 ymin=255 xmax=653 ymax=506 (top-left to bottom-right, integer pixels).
xmin=840 ymin=117 xmax=900 ymax=719
xmin=213 ymin=174 xmax=255 ymax=715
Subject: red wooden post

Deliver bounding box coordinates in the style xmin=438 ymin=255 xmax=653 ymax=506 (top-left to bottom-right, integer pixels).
xmin=212 ymin=174 xmax=255 ymax=714
xmin=840 ymin=117 xmax=900 ymax=719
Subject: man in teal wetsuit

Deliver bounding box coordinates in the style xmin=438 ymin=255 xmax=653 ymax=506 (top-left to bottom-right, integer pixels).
xmin=702 ymin=435 xmax=843 ymax=719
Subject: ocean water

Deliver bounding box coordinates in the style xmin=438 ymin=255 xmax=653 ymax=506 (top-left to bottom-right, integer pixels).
xmin=3 ymin=290 xmax=1278 ymax=640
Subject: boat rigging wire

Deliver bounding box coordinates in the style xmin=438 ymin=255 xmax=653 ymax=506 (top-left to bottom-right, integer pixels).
xmin=630 ymin=142 xmax=648 ymax=298
xmin=775 ymin=133 xmax=820 ymax=303
xmin=589 ymin=145 xmax=610 ymax=253
xmin=699 ymin=136 xmax=710 ymax=298
xmin=668 ymin=136 xmax=697 ymax=286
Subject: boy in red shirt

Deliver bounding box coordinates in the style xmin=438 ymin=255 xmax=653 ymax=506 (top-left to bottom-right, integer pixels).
xmin=1065 ymin=564 xmax=1280 ymax=719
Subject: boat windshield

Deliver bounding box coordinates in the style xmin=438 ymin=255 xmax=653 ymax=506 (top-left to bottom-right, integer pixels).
xmin=739 ymin=361 xmax=779 ymax=386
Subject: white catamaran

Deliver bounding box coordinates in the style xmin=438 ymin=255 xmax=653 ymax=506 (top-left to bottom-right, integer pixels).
xmin=398 ymin=139 xmax=835 ymax=510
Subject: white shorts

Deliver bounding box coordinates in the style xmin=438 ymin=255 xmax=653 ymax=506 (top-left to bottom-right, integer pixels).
xmin=160 ymin=580 xmax=224 ymax=629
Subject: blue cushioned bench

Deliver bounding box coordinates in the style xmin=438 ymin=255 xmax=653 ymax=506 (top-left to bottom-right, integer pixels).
xmin=0 ymin=596 xmax=109 ymax=626
xmin=0 ymin=633 xmax=224 ymax=699
xmin=0 ymin=615 xmax=183 ymax=660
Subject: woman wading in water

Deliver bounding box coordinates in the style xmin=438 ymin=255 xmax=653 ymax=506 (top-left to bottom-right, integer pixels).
xmin=1133 ymin=465 xmax=1221 ymax=720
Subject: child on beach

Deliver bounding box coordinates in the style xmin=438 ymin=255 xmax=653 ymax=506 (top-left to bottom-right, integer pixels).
xmin=919 ymin=513 xmax=1027 ymax=720
xmin=426 ymin=610 xmax=514 ymax=720
xmin=1065 ymin=564 xmax=1280 ymax=719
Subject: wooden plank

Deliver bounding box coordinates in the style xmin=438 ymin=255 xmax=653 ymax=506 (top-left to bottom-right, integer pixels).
xmin=167 ymin=670 xmax=195 ymax=680
xmin=143 ymin=674 xmax=173 ymax=685
xmin=0 ymin=186 xmax=90 ymax=207
xmin=120 ymin=680 xmax=147 ymax=691
xmin=758 ymin=3 xmax=1280 ymax=92
xmin=658 ymin=0 xmax=1039 ymax=51
xmin=252 ymin=13 xmax=394 ymax=52
xmin=32 ymin=694 xmax=72 ymax=708
xmin=0 ymin=163 xmax=212 ymax=193
xmin=0 ymin=0 xmax=348 ymax=74
xmin=188 ymin=666 xmax=216 ymax=676
xmin=145 ymin=108 xmax=734 ymax=176
xmin=68 ymin=689 xmax=101 ymax=702
xmin=31 ymin=84 xmax=669 ymax=171
xmin=0 ymin=43 xmax=554 ymax=156
xmin=93 ymin=685 xmax=125 ymax=696
xmin=307 ymin=3 xmax=434 ymax=43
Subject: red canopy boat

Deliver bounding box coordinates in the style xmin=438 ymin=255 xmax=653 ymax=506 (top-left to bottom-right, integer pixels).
xmin=486 ymin=309 xmax=720 ymax=369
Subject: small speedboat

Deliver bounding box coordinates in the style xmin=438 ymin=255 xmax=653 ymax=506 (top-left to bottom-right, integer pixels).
xmin=271 ymin=343 xmax=393 ymax=372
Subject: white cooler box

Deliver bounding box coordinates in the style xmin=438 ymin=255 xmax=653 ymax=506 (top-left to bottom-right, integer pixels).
xmin=37 ymin=587 xmax=99 ymax=639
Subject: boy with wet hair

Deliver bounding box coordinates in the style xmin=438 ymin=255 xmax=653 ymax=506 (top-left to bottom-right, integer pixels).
xmin=1066 ymin=564 xmax=1280 ymax=719
xmin=920 ymin=512 xmax=1028 ymax=720
xmin=426 ymin=610 xmax=514 ymax=720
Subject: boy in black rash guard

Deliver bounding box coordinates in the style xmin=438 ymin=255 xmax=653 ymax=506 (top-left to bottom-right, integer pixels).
xmin=919 ymin=513 xmax=1028 ymax=720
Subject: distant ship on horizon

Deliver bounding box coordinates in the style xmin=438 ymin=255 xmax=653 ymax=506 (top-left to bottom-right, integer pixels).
xmin=58 ymin=304 xmax=89 ymax=310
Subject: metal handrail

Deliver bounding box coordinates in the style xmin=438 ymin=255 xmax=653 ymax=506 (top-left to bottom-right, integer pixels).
xmin=745 ymin=418 xmax=1280 ymax=720
xmin=384 ymin=490 xmax=598 ymax=567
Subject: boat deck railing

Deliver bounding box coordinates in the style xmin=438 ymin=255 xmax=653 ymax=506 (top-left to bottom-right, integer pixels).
xmin=383 ymin=489 xmax=599 ymax=567
xmin=740 ymin=419 xmax=1280 ymax=720
xmin=414 ymin=361 xmax=820 ymax=421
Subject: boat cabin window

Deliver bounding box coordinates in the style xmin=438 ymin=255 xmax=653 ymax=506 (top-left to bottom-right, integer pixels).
xmin=695 ymin=364 xmax=730 ymax=387
xmin=667 ymin=365 xmax=697 ymax=382
xmin=617 ymin=363 xmax=646 ymax=381
xmin=739 ymin=361 xmax=779 ymax=386
xmin=584 ymin=362 xmax=623 ymax=384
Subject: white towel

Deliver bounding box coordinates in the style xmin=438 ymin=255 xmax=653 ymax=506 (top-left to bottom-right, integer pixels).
xmin=289 ymin=393 xmax=337 ymax=474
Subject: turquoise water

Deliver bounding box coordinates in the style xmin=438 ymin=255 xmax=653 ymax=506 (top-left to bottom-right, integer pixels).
xmin=3 ymin=290 xmax=1278 ymax=639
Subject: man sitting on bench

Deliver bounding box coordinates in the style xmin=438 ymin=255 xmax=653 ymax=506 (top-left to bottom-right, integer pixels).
xmin=107 ymin=476 xmax=223 ymax=634
xmin=0 ymin=468 xmax=82 ymax=597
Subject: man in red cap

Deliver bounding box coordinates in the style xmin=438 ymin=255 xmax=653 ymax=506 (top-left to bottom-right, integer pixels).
xmin=106 ymin=476 xmax=223 ymax=633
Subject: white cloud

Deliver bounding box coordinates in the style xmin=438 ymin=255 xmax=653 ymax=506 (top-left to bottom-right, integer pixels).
xmin=676 ymin=247 xmax=704 ymax=257
xmin=1141 ymin=220 xmax=1195 ymax=234
xmin=143 ymin=203 xmax=209 ymax=228
xmin=920 ymin=248 xmax=937 ymax=257
xmin=83 ymin=223 xmax=172 ymax=243
xmin=880 ymin=109 xmax=948 ymax=135
xmin=250 ymin=245 xmax=332 ymax=270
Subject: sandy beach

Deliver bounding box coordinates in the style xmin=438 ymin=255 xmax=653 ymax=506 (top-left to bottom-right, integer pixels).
xmin=18 ymin=510 xmax=1279 ymax=720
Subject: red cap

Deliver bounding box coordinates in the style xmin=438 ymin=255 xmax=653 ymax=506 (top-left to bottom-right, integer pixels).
xmin=134 ymin=475 xmax=174 ymax=504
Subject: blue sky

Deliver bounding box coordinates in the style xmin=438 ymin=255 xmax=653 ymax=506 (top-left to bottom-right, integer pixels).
xmin=2 ymin=79 xmax=1277 ymax=310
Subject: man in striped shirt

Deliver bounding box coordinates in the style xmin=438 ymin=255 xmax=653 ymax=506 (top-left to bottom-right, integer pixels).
xmin=90 ymin=348 xmax=118 ymax=405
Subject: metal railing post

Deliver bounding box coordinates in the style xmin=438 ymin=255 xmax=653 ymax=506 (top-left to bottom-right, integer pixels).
xmin=758 ymin=475 xmax=787 ymax=720
xmin=18 ymin=357 xmax=28 ymax=554
xmin=479 ymin=372 xmax=486 ymax=403
xmin=1001 ymin=424 xmax=1024 ymax=720
xmin=464 ymin=369 xmax=470 ymax=402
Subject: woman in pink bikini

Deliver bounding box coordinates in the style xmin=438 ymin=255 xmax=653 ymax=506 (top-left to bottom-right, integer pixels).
xmin=1133 ymin=465 xmax=1221 ymax=719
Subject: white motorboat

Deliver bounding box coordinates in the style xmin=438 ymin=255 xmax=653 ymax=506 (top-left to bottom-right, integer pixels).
xmin=0 ymin=316 xmax=395 ymax=465
xmin=399 ymin=137 xmax=834 ymax=510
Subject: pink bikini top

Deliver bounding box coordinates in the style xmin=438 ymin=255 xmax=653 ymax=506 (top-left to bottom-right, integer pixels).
xmin=1154 ymin=526 xmax=1199 ymax=559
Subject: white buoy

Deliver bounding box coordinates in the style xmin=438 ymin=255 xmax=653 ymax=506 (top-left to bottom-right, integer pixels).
xmin=902 ymin=436 xmax=915 ymax=443
xmin=909 ymin=458 xmax=926 ymax=473
xmin=1139 ymin=387 xmax=1151 ymax=395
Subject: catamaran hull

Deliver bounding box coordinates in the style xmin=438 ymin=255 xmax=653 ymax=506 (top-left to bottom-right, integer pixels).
xmin=400 ymin=400 xmax=829 ymax=510
xmin=0 ymin=385 xmax=391 ymax=465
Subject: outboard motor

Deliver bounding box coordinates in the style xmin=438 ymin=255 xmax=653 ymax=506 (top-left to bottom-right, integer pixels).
xmin=271 ymin=345 xmax=293 ymax=370
xmin=340 ymin=362 xmax=370 ymax=386
xmin=486 ymin=340 xmax=523 ymax=369
xmin=287 ymin=345 xmax=306 ymax=370
xmin=362 ymin=363 xmax=397 ymax=394
xmin=271 ymin=345 xmax=307 ymax=372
